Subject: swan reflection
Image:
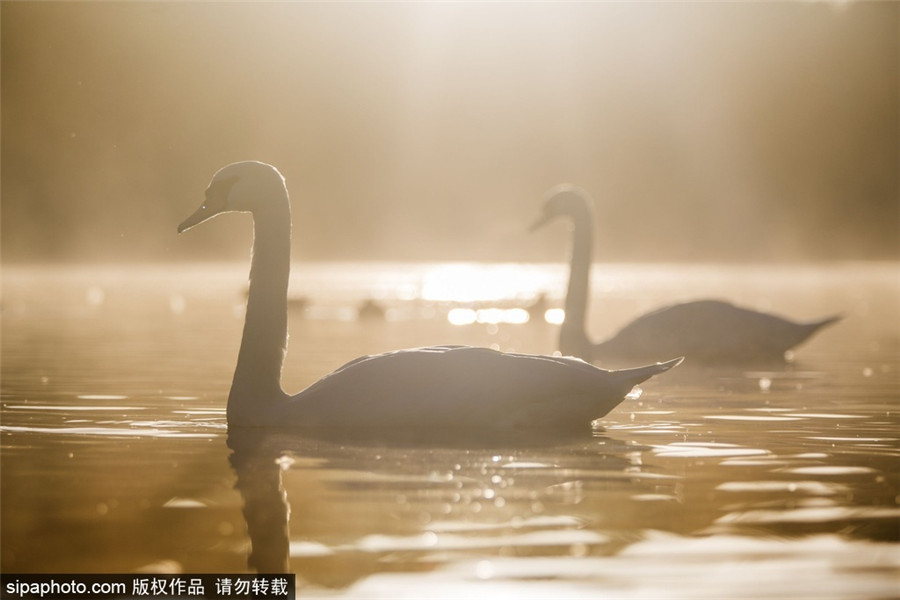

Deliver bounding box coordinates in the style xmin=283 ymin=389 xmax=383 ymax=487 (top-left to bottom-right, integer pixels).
xmin=228 ymin=429 xmax=291 ymax=574
xmin=226 ymin=425 xmax=661 ymax=588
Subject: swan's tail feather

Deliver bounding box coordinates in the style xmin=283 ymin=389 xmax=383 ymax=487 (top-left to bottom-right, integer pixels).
xmin=807 ymin=314 xmax=843 ymax=332
xmin=611 ymin=356 xmax=684 ymax=386
xmin=796 ymin=313 xmax=843 ymax=344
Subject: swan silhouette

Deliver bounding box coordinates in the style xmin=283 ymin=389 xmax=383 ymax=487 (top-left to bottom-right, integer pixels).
xmin=178 ymin=162 xmax=681 ymax=435
xmin=532 ymin=185 xmax=841 ymax=365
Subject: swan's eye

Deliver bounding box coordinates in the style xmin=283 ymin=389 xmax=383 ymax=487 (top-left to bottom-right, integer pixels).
xmin=204 ymin=194 xmax=226 ymax=212
xmin=205 ymin=175 xmax=239 ymax=210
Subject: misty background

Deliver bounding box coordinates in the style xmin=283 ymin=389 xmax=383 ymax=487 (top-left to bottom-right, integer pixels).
xmin=2 ymin=1 xmax=897 ymax=265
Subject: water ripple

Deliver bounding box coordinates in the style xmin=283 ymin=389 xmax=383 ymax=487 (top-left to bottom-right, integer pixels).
xmin=716 ymin=506 xmax=900 ymax=525
xmin=0 ymin=424 xmax=221 ymax=438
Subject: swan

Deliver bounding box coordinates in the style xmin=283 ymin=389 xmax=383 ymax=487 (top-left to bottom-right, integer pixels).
xmin=532 ymin=184 xmax=841 ymax=365
xmin=177 ymin=162 xmax=682 ymax=435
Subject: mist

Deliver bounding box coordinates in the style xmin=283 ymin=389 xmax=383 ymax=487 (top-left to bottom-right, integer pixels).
xmin=2 ymin=1 xmax=897 ymax=264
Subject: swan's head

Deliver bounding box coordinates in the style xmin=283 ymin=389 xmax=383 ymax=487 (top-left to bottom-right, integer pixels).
xmin=530 ymin=184 xmax=593 ymax=231
xmin=178 ymin=161 xmax=287 ymax=233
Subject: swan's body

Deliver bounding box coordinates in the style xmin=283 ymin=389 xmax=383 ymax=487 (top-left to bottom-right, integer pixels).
xmin=231 ymin=344 xmax=678 ymax=432
xmin=532 ymin=185 xmax=841 ymax=365
xmin=589 ymin=300 xmax=840 ymax=365
xmin=178 ymin=162 xmax=681 ymax=434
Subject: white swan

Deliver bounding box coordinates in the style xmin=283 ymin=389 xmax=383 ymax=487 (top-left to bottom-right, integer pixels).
xmin=532 ymin=185 xmax=841 ymax=365
xmin=178 ymin=162 xmax=682 ymax=434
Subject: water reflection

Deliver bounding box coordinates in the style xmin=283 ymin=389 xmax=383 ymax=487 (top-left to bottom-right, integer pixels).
xmin=2 ymin=262 xmax=897 ymax=596
xmin=228 ymin=430 xmax=291 ymax=574
xmin=226 ymin=417 xmax=900 ymax=597
xmin=226 ymin=426 xmax=659 ymax=586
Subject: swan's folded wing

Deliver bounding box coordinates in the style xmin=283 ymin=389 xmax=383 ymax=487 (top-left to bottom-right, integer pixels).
xmin=289 ymin=346 xmax=682 ymax=432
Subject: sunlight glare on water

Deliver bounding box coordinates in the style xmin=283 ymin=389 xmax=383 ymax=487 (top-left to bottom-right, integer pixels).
xmin=419 ymin=263 xmax=563 ymax=303
xmin=1 ymin=261 xmax=898 ymax=598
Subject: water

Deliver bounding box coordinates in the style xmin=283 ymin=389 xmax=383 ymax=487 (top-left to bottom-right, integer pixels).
xmin=2 ymin=262 xmax=898 ymax=598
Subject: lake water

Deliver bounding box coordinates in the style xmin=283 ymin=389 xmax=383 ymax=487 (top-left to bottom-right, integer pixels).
xmin=2 ymin=261 xmax=898 ymax=599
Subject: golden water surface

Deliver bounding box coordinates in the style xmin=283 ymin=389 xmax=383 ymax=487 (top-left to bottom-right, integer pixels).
xmin=2 ymin=262 xmax=898 ymax=599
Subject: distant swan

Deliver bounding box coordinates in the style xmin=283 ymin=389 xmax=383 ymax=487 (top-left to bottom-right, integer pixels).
xmin=532 ymin=185 xmax=841 ymax=365
xmin=178 ymin=162 xmax=681 ymax=435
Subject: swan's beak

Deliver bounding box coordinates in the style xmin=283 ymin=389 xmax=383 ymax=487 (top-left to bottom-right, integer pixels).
xmin=178 ymin=203 xmax=220 ymax=233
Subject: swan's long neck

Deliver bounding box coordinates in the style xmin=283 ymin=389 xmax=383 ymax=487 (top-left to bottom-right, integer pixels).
xmin=228 ymin=188 xmax=291 ymax=415
xmin=560 ymin=203 xmax=594 ymax=358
